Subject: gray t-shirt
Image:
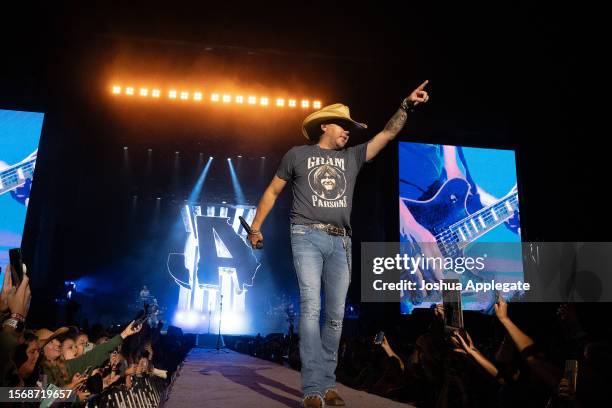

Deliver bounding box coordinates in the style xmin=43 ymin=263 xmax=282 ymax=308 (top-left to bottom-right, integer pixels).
xmin=276 ymin=143 xmax=368 ymax=232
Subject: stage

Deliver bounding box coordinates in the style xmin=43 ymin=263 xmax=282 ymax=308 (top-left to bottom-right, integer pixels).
xmin=165 ymin=348 xmax=415 ymax=408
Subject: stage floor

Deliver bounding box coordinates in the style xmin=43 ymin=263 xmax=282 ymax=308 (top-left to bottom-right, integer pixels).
xmin=165 ymin=348 xmax=415 ymax=408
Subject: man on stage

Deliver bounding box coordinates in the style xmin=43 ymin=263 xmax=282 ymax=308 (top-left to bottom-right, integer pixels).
xmin=248 ymin=81 xmax=430 ymax=407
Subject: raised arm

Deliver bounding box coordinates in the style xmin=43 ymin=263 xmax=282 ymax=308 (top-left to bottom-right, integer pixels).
xmin=366 ymin=80 xmax=430 ymax=161
xmin=249 ymin=176 xmax=287 ymax=248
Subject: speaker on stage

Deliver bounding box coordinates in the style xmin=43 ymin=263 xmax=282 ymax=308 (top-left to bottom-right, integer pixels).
xmin=196 ymin=333 xmax=225 ymax=349
xmin=167 ymin=325 xmax=184 ymax=337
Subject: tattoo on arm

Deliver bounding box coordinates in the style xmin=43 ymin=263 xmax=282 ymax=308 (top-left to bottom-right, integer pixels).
xmin=383 ymin=108 xmax=408 ymax=137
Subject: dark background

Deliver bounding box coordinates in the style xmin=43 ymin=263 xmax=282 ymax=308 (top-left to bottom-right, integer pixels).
xmin=0 ymin=3 xmax=602 ymax=331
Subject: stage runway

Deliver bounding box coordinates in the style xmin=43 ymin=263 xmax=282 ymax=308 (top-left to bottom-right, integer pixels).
xmin=165 ymin=348 xmax=415 ymax=408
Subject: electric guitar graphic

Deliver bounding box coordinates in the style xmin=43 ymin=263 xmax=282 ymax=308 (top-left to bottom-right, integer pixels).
xmin=401 ymin=178 xmax=519 ymax=258
xmin=0 ymin=155 xmax=36 ymax=197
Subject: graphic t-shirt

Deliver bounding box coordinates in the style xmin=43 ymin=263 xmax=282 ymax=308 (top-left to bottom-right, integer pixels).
xmin=276 ymin=143 xmax=368 ymax=232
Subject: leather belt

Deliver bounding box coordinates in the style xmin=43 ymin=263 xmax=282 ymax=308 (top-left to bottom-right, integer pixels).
xmin=310 ymin=223 xmax=350 ymax=237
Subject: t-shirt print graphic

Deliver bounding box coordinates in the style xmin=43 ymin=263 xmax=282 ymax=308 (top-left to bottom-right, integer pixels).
xmin=307 ymin=158 xmax=348 ymax=208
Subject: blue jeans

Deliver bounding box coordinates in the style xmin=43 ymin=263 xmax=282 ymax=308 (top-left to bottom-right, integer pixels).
xmin=290 ymin=224 xmax=351 ymax=398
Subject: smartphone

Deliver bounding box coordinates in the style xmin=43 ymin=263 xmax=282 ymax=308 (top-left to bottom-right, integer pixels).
xmin=81 ymin=366 xmax=94 ymax=376
xmin=9 ymin=248 xmax=24 ymax=285
xmin=564 ymin=359 xmax=578 ymax=393
xmin=374 ymin=331 xmax=385 ymax=345
xmin=442 ymin=279 xmax=464 ymax=329
xmin=134 ymin=312 xmax=149 ymax=327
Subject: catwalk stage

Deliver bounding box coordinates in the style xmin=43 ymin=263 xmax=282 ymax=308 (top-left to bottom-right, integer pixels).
xmin=165 ymin=348 xmax=415 ymax=408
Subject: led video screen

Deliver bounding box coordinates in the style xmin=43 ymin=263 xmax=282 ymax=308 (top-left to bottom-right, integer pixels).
xmin=399 ymin=141 xmax=522 ymax=313
xmin=0 ymin=109 xmax=44 ymax=267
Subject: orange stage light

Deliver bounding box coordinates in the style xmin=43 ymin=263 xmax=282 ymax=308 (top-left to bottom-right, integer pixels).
xmin=288 ymin=99 xmax=296 ymax=108
xmin=140 ymin=88 xmax=149 ymax=97
xmin=235 ymin=95 xmax=244 ymax=104
xmin=152 ymin=89 xmax=161 ymax=98
xmin=112 ymin=85 xmax=121 ymax=94
xmin=125 ymin=87 xmax=134 ymax=95
xmin=313 ymin=100 xmax=322 ymax=109
xmin=180 ymin=91 xmax=189 ymax=100
xmin=301 ymin=100 xmax=310 ymax=108
xmin=248 ymin=96 xmax=257 ymax=105
xmin=276 ymin=98 xmax=285 ymax=107
xmin=222 ymin=94 xmax=231 ymax=103
xmin=169 ymin=90 xmax=177 ymax=99
xmin=211 ymin=93 xmax=220 ymax=102
xmin=193 ymin=92 xmax=202 ymax=101
xmin=260 ymin=97 xmax=269 ymax=106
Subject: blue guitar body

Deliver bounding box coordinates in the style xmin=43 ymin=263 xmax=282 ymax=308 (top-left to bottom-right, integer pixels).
xmin=401 ymin=177 xmax=519 ymax=258
xmin=402 ymin=178 xmax=472 ymax=237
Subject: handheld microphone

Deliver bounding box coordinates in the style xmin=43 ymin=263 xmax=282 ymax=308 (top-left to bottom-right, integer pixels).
xmin=239 ymin=216 xmax=263 ymax=249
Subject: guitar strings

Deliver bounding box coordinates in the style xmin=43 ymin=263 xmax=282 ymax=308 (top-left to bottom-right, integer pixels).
xmin=433 ymin=195 xmax=519 ymax=245
xmin=0 ymin=162 xmax=36 ymax=184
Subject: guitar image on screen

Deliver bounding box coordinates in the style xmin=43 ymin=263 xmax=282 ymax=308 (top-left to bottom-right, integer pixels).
xmin=0 ymin=151 xmax=37 ymax=205
xmin=401 ymin=177 xmax=519 ymax=258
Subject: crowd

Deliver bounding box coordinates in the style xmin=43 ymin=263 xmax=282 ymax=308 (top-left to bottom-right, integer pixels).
xmin=1 ymin=264 xmax=192 ymax=407
xmin=233 ymin=298 xmax=610 ymax=407
xmin=5 ymin=259 xmax=610 ymax=408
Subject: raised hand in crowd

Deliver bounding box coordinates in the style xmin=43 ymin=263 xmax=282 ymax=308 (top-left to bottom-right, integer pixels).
xmin=379 ymin=335 xmax=405 ymax=372
xmin=120 ymin=320 xmax=143 ymax=339
xmin=2 ymin=264 xmax=31 ymax=318
xmin=65 ymin=372 xmax=87 ymax=390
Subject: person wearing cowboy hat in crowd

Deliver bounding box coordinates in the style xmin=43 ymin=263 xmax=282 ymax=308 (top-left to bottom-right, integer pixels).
xmin=37 ymin=320 xmax=142 ymax=400
xmin=248 ymin=81 xmax=430 ymax=407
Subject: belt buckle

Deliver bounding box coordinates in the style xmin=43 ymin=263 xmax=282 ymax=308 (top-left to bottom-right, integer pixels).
xmin=328 ymin=224 xmax=344 ymax=236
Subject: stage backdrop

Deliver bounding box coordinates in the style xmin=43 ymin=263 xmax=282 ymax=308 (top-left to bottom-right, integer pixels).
xmin=398 ymin=141 xmax=522 ymax=314
xmin=0 ymin=109 xmax=44 ymax=268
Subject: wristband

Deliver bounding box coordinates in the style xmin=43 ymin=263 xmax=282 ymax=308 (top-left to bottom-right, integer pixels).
xmin=400 ymin=97 xmax=415 ymax=112
xmin=10 ymin=313 xmax=25 ymax=322
xmin=3 ymin=318 xmax=19 ymax=330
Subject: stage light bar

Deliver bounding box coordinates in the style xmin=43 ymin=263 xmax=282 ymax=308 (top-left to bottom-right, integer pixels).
xmin=110 ymin=84 xmax=321 ymax=109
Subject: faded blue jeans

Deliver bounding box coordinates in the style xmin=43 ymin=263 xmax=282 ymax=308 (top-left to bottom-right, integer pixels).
xmin=290 ymin=224 xmax=351 ymax=399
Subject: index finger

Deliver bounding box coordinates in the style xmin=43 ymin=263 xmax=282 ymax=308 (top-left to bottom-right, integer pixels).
xmin=16 ymin=273 xmax=29 ymax=297
xmin=416 ymin=80 xmax=429 ymax=91
xmin=2 ymin=265 xmax=12 ymax=290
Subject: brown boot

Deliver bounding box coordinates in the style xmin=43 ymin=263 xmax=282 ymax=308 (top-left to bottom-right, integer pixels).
xmin=324 ymin=389 xmax=346 ymax=406
xmin=303 ymin=395 xmax=323 ymax=408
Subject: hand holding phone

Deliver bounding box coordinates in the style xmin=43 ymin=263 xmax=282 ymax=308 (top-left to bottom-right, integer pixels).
xmin=374 ymin=331 xmax=385 ymax=345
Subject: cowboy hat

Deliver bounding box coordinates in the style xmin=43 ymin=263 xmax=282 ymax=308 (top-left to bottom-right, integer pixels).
xmin=301 ymin=103 xmax=367 ymax=140
xmin=35 ymin=327 xmax=69 ymax=348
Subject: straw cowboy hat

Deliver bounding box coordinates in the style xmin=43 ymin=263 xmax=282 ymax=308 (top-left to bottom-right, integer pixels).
xmin=35 ymin=327 xmax=69 ymax=348
xmin=301 ymin=103 xmax=367 ymax=140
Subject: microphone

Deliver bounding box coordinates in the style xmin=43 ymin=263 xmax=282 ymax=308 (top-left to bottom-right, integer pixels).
xmin=239 ymin=216 xmax=263 ymax=249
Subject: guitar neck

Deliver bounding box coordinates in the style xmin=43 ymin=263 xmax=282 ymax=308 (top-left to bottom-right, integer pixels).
xmin=450 ymin=192 xmax=519 ymax=246
xmin=0 ymin=158 xmax=36 ymax=195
